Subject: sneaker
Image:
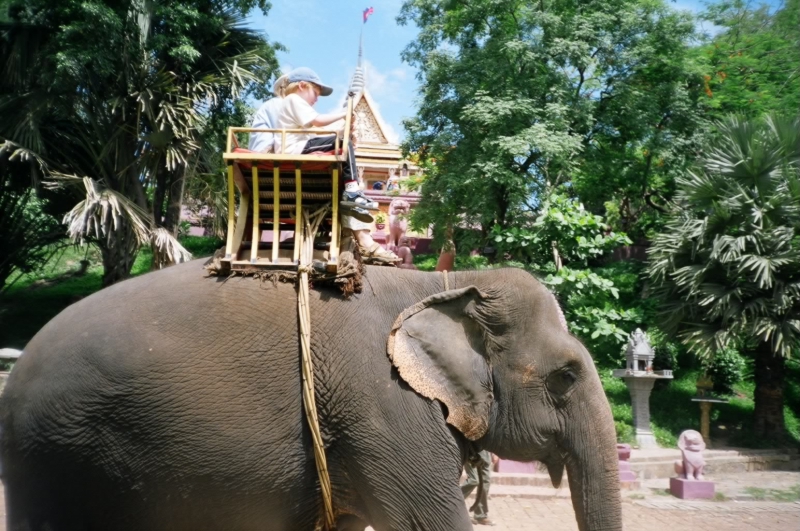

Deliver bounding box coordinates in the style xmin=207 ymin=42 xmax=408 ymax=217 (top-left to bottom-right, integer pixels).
xmin=471 ymin=517 xmax=495 ymax=526
xmin=339 ymin=203 xmax=374 ymax=224
xmin=342 ymin=189 xmax=379 ymax=211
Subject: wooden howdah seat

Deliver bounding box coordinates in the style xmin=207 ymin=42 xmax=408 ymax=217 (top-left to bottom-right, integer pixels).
xmin=219 ymin=99 xmax=354 ymax=273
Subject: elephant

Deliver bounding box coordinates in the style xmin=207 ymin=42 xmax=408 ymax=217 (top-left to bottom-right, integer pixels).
xmin=0 ymin=260 xmax=622 ymax=531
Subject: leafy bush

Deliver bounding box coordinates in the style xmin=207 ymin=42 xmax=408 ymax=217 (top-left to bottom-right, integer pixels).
xmin=412 ymin=253 xmax=489 ymax=272
xmin=543 ymin=266 xmax=633 ymax=366
xmin=702 ymin=348 xmax=747 ymax=396
xmin=488 ymin=192 xmax=642 ymax=367
xmin=615 ymin=421 xmax=635 ymax=444
xmin=490 ymin=193 xmax=630 ymax=267
xmin=1 ymin=184 xmax=63 ymax=290
xmin=178 ymin=236 xmax=224 ymax=257
xmin=648 ymin=328 xmax=683 ymax=372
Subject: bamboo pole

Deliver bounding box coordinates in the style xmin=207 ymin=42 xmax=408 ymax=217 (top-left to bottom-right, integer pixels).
xmin=272 ymin=165 xmax=280 ymax=264
xmin=225 ymin=163 xmax=235 ymax=258
xmin=330 ymin=167 xmax=339 ymax=267
xmin=293 ymin=165 xmax=303 ymax=263
xmin=250 ymin=166 xmax=260 ymax=263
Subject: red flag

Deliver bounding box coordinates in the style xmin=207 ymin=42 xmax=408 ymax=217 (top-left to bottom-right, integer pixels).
xmin=363 ymin=7 xmax=374 ymax=23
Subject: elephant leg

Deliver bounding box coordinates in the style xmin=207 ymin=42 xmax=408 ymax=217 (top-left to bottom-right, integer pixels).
xmin=349 ymin=455 xmax=473 ymax=531
xmin=340 ymin=408 xmax=473 ymax=530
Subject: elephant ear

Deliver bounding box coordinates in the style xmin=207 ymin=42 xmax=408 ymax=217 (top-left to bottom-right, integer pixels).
xmin=388 ymin=286 xmax=493 ymax=441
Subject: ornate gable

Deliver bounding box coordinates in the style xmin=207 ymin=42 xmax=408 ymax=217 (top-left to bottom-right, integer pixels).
xmin=353 ymin=92 xmax=391 ymax=145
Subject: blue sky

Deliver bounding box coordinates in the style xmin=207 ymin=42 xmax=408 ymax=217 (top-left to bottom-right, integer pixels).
xmin=246 ymin=1 xmax=775 ymax=142
xmin=248 ymin=1 xmax=417 ymax=143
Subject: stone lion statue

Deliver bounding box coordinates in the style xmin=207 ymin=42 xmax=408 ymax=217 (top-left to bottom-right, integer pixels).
xmin=673 ymin=429 xmax=706 ymax=480
xmin=387 ymin=198 xmax=410 ymax=249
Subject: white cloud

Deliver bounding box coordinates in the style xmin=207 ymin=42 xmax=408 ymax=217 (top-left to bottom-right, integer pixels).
xmin=363 ymin=59 xmax=410 ymax=104
xmin=323 ymin=60 xmax=412 ymax=144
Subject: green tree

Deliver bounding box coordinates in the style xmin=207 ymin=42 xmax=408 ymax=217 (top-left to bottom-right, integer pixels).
xmin=399 ymin=0 xmax=706 ymax=244
xmin=697 ymin=0 xmax=800 ymax=119
xmin=0 ymin=0 xmax=280 ymax=285
xmin=0 ymin=151 xmax=62 ymax=289
xmin=491 ymin=192 xmax=639 ymax=364
xmin=648 ymin=114 xmax=800 ymax=439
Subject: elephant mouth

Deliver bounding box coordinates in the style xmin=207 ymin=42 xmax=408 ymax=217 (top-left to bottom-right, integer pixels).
xmin=541 ymin=454 xmax=567 ymax=488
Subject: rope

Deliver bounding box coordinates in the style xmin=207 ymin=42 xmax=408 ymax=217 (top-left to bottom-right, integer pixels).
xmin=296 ymin=204 xmax=336 ymax=530
xmin=442 ymin=269 xmax=449 ymax=291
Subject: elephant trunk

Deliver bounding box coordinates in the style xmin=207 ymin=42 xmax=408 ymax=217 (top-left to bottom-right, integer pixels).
xmin=564 ymin=395 xmax=623 ymax=531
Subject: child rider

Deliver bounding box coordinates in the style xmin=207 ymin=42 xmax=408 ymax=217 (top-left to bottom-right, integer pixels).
xmin=276 ymin=67 xmax=400 ymax=265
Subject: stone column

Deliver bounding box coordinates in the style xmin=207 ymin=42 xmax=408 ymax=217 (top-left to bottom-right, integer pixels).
xmin=624 ymin=377 xmax=658 ymax=449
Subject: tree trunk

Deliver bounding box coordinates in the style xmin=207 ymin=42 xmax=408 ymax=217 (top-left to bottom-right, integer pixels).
xmin=163 ymin=166 xmax=187 ymax=235
xmin=753 ymin=341 xmax=786 ymax=440
xmin=98 ymin=225 xmax=139 ymax=287
xmin=435 ymin=225 xmax=455 ymax=272
xmin=152 ymin=161 xmax=168 ymax=227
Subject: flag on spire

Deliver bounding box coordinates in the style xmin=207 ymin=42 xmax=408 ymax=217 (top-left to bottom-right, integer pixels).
xmin=363 ymin=7 xmax=374 ymax=23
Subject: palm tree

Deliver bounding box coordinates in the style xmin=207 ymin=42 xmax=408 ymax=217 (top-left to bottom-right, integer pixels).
xmin=648 ymin=114 xmax=800 ymax=439
xmin=0 ymin=0 xmax=280 ymax=285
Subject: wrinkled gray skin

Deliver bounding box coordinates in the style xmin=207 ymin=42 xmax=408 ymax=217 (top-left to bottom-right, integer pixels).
xmin=1 ymin=260 xmax=621 ymax=531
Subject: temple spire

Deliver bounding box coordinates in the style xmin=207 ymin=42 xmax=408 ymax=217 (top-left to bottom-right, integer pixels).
xmin=348 ymin=30 xmax=366 ymax=95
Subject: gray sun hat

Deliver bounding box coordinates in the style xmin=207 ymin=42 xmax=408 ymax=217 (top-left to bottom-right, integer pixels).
xmin=287 ymin=67 xmax=333 ymax=96
xmin=272 ymin=74 xmax=289 ymax=97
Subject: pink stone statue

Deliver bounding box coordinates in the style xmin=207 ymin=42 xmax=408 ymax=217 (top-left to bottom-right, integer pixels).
xmin=396 ymin=237 xmax=417 ymax=270
xmin=387 ymin=198 xmax=410 ymax=249
xmin=673 ymin=429 xmax=706 ymax=480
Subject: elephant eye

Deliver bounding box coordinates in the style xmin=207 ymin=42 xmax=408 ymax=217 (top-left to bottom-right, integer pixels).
xmin=547 ymin=367 xmax=577 ymax=397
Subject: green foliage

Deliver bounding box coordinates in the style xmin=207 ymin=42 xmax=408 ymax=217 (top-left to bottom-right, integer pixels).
xmin=400 ymin=0 xmax=706 ymax=242
xmin=648 ymin=114 xmax=800 ymax=359
xmin=178 ymin=235 xmax=224 ymax=257
xmin=133 ymin=234 xmax=223 ymax=274
xmin=697 ymin=0 xmax=800 ymax=119
xmin=0 ymin=236 xmax=222 ymax=348
xmin=0 ymin=0 xmax=281 ymax=284
xmin=614 ymin=421 xmax=635 ymax=445
xmin=702 ymin=348 xmax=747 ymax=396
xmin=485 ymin=191 xmax=643 ymax=366
xmin=648 ymin=327 xmax=684 ymax=373
xmin=743 ymin=485 xmax=800 ymax=503
xmin=0 ymin=175 xmax=62 ymax=289
xmin=490 ymin=193 xmax=631 ymax=267
xmin=544 ymin=266 xmax=638 ymax=366
xmin=721 ymin=362 xmax=800 ymax=447
xmin=413 ymin=253 xmax=490 ymax=272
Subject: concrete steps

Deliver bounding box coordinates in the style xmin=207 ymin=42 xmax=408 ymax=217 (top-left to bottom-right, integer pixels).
xmin=483 ymin=448 xmax=799 ymax=499
xmin=629 ymin=447 xmax=800 ymax=479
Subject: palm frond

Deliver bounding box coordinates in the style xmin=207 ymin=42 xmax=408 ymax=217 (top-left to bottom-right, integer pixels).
xmin=648 ymin=114 xmax=800 ymax=358
xmin=59 ymin=175 xmax=151 ymax=246
xmin=150 ymin=227 xmax=192 ymax=270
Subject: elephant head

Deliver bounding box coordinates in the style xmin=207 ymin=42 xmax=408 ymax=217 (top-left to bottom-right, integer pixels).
xmin=388 ymin=272 xmax=622 ymax=531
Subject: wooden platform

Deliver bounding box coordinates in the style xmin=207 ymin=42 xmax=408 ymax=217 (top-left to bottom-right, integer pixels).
xmin=219 ymin=108 xmax=354 ymax=273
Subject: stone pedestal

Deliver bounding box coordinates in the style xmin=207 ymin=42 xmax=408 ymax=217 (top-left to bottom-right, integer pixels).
xmin=613 ymin=329 xmax=672 ymax=449
xmin=626 ymin=377 xmax=658 ymax=449
xmin=616 ymin=444 xmax=637 ymax=482
xmin=670 ymin=477 xmax=715 ymax=499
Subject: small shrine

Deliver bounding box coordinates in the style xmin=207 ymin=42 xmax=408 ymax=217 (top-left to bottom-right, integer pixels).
xmin=613 ymin=329 xmax=673 ymax=448
xmin=625 ymin=329 xmax=656 ymax=373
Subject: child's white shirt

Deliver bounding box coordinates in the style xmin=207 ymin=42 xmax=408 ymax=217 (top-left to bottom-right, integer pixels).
xmin=277 ymin=93 xmax=319 ymax=154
